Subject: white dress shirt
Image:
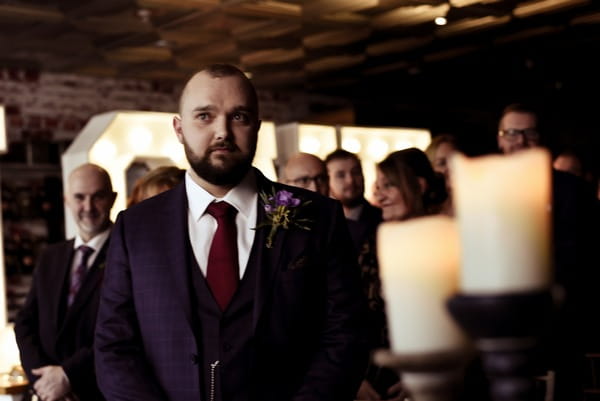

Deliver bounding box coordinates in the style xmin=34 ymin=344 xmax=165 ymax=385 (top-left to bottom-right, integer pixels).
xmin=345 ymin=203 xmax=364 ymax=221
xmin=71 ymin=227 xmax=111 ymax=274
xmin=185 ymin=170 xmax=258 ymax=278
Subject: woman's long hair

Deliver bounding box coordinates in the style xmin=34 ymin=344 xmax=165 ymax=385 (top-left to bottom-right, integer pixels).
xmin=377 ymin=148 xmax=447 ymax=218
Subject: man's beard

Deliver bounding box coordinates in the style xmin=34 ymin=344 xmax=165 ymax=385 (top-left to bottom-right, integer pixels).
xmin=183 ymin=139 xmax=256 ymax=187
xmin=339 ymin=194 xmax=363 ymax=208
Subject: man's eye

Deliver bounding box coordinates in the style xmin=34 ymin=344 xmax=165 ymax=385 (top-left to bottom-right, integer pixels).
xmin=196 ymin=112 xmax=210 ymax=120
xmin=232 ymin=113 xmax=249 ymax=123
xmin=93 ymin=194 xmax=108 ymax=202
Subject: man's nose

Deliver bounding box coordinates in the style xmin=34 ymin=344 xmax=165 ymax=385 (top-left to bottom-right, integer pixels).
xmin=82 ymin=196 xmax=93 ymax=211
xmin=514 ymin=132 xmax=526 ymax=145
xmin=214 ymin=116 xmax=232 ymax=141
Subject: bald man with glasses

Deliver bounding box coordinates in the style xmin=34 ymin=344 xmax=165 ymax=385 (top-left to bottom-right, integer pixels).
xmin=281 ymin=152 xmax=329 ymax=196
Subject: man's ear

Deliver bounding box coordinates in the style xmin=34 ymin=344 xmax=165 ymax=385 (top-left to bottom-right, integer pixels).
xmin=173 ymin=115 xmax=184 ymax=144
xmin=109 ymin=191 xmax=117 ymax=209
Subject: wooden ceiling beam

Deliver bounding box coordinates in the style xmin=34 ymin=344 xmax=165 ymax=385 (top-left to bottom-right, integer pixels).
xmin=241 ymin=47 xmax=304 ymax=67
xmin=303 ymin=28 xmax=371 ymax=49
xmin=223 ymin=0 xmax=301 ymax=18
xmin=372 ymin=4 xmax=451 ymax=28
xmin=0 ymin=4 xmax=63 ymax=22
xmin=303 ymin=0 xmax=380 ymax=17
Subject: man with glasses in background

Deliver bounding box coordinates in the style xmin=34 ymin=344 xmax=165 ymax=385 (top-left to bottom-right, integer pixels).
xmin=281 ymin=152 xmax=329 ymax=196
xmin=495 ymin=102 xmax=598 ymax=401
xmin=15 ymin=164 xmax=116 ymax=401
xmin=497 ymin=103 xmax=542 ymax=154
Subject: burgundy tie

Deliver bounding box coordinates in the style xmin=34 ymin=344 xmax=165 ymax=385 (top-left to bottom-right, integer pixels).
xmin=68 ymin=245 xmax=94 ymax=307
xmin=206 ymin=201 xmax=239 ymax=310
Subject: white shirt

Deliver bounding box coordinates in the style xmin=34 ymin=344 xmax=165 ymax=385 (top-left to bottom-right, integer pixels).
xmin=345 ymin=203 xmax=364 ymax=221
xmin=185 ymin=170 xmax=258 ymax=278
xmin=71 ymin=227 xmax=111 ymax=274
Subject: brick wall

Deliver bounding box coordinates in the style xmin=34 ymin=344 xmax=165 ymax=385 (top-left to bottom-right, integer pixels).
xmin=0 ymin=68 xmax=347 ymax=145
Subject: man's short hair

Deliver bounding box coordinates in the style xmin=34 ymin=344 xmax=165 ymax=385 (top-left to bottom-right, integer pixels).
xmin=324 ymin=149 xmax=361 ymax=165
xmin=498 ymin=102 xmax=546 ymax=146
xmin=498 ymin=103 xmax=540 ymax=129
xmin=178 ymin=63 xmax=258 ymax=114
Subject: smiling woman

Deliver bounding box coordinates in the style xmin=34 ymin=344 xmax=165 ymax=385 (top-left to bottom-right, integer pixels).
xmin=374 ymin=148 xmax=447 ymax=222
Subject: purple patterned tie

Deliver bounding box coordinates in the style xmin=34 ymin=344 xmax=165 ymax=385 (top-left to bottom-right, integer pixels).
xmin=205 ymin=202 xmax=239 ymax=310
xmin=68 ymin=245 xmax=94 ymax=307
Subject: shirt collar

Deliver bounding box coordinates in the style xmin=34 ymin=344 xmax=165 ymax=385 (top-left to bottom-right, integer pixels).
xmin=74 ymin=226 xmax=111 ymax=251
xmin=345 ymin=203 xmax=365 ymax=221
xmin=185 ymin=169 xmax=257 ymax=221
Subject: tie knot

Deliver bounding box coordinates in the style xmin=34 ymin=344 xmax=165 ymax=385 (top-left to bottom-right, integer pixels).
xmin=206 ymin=202 xmax=237 ymax=219
xmin=78 ymin=245 xmax=94 ymax=259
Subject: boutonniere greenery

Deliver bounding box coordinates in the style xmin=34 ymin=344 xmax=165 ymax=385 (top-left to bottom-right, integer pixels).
xmin=256 ymin=188 xmax=312 ymax=248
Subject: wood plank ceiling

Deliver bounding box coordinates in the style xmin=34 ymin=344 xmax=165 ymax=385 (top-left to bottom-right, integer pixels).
xmin=0 ymin=0 xmax=598 ymax=90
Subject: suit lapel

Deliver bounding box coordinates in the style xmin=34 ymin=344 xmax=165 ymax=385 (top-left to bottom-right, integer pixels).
xmin=63 ymin=241 xmax=108 ymax=324
xmin=50 ymin=241 xmax=75 ymax=329
xmin=252 ymin=172 xmax=287 ymax=332
xmin=164 ymin=182 xmax=194 ymax=327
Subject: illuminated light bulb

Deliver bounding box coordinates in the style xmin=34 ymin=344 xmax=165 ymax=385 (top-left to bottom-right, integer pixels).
xmin=127 ymin=126 xmax=153 ymax=152
xmin=90 ymin=139 xmax=117 ymax=162
xmin=414 ymin=136 xmax=432 ymax=150
xmin=394 ymin=139 xmax=414 ymax=150
xmin=161 ymin=141 xmax=187 ymax=165
xmin=367 ymin=138 xmax=389 ymax=161
xmin=342 ymin=137 xmax=362 ymax=153
xmin=299 ymin=135 xmax=321 ymax=154
xmin=435 ymin=16 xmax=447 ymax=26
xmin=0 ymin=325 xmax=21 ymax=372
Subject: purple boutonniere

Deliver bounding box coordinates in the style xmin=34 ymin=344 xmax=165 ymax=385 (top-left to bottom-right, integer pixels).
xmin=256 ymin=188 xmax=312 ymax=248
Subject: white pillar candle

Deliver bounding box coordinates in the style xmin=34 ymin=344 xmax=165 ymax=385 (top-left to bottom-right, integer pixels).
xmin=378 ymin=216 xmax=468 ymax=354
xmin=451 ymin=148 xmax=552 ymax=294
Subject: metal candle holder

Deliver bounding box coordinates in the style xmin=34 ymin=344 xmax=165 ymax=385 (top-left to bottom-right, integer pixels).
xmin=447 ymin=290 xmax=553 ymax=401
xmin=374 ymin=348 xmax=472 ymax=401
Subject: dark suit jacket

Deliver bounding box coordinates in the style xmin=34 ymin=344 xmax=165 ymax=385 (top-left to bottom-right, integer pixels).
xmin=15 ymin=239 xmax=107 ymax=401
xmin=94 ymin=169 xmax=368 ymax=401
xmin=346 ymin=198 xmax=382 ymax=253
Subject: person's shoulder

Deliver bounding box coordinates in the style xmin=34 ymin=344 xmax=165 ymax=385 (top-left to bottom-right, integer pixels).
xmin=553 ymin=169 xmax=596 ymax=200
xmin=124 ymin=181 xmax=185 ymax=216
xmin=42 ymin=239 xmax=73 ymax=254
xmin=33 ymin=239 xmax=73 ymax=270
xmin=361 ymin=199 xmax=382 ymax=220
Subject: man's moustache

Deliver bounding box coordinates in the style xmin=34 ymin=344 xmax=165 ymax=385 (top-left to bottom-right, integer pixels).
xmin=209 ymin=142 xmax=238 ymax=152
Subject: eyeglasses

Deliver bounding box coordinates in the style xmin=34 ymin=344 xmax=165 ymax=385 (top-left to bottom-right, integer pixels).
xmin=288 ymin=174 xmax=328 ymax=187
xmin=498 ymin=128 xmax=540 ymax=142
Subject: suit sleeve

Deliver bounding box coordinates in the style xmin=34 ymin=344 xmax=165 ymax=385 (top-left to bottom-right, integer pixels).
xmin=14 ymin=255 xmax=53 ymax=383
xmin=293 ymin=201 xmax=369 ymax=401
xmin=94 ymin=212 xmax=167 ymax=401
xmin=61 ymin=344 xmax=96 ymax=395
